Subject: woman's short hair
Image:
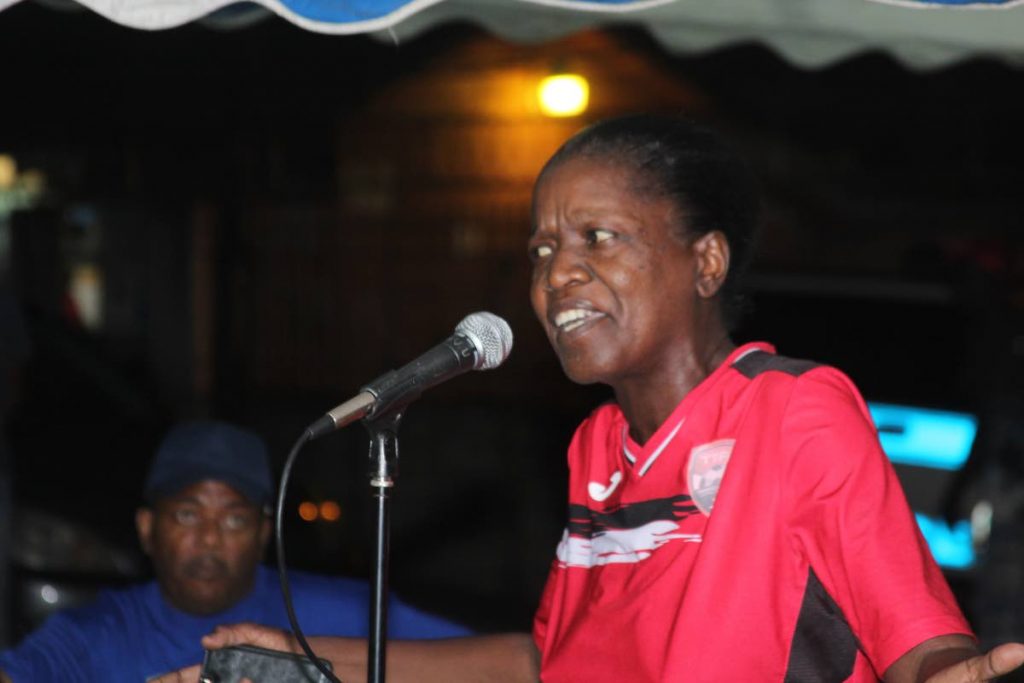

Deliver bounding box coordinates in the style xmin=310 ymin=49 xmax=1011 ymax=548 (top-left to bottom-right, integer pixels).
xmin=537 ymin=113 xmax=760 ymax=329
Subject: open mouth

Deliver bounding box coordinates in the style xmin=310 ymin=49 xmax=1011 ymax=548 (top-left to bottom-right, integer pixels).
xmin=554 ymin=308 xmax=605 ymax=334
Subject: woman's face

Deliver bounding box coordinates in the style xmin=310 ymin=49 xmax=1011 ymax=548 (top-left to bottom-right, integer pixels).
xmin=529 ymin=156 xmax=708 ymax=386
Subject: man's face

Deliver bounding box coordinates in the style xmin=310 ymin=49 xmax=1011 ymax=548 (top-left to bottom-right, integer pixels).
xmin=136 ymin=479 xmax=270 ymax=616
xmin=528 ymin=156 xmax=704 ymax=387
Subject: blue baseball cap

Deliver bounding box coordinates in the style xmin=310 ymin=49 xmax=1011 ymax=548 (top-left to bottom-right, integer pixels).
xmin=143 ymin=420 xmax=274 ymax=507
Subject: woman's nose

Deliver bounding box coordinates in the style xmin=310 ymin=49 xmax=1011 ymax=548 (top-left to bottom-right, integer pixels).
xmin=544 ymin=246 xmax=590 ymax=290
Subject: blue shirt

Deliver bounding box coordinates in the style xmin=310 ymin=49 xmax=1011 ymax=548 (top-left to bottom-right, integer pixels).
xmin=0 ymin=565 xmax=470 ymax=682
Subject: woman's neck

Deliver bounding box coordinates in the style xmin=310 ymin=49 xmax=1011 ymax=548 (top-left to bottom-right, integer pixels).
xmin=615 ymin=330 xmax=734 ymax=445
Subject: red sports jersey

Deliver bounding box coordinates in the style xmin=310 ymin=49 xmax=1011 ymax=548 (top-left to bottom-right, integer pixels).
xmin=533 ymin=342 xmax=971 ymax=682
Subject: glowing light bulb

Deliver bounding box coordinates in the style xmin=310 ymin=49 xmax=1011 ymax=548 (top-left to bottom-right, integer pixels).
xmin=298 ymin=501 xmax=319 ymax=522
xmin=320 ymin=501 xmax=341 ymax=522
xmin=537 ymin=74 xmax=589 ymax=118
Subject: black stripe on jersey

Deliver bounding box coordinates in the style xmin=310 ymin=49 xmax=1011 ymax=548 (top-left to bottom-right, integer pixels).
xmin=783 ymin=568 xmax=859 ymax=683
xmin=732 ymin=350 xmax=820 ymax=379
xmin=566 ymin=495 xmax=698 ymax=538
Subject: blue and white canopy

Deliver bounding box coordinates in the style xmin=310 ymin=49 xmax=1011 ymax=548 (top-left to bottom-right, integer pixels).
xmin=2 ymin=0 xmax=1023 ymax=68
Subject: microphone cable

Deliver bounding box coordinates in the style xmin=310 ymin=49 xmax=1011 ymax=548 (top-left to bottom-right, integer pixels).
xmin=276 ymin=429 xmax=345 ymax=683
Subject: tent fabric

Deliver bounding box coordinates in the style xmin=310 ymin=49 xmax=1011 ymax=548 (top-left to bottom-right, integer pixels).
xmin=2 ymin=0 xmax=1023 ymax=68
xmin=0 ymin=0 xmax=675 ymax=31
xmin=374 ymin=0 xmax=1024 ymax=69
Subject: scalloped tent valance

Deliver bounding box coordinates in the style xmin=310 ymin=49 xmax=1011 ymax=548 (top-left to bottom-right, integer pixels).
xmin=3 ymin=0 xmax=1023 ymax=69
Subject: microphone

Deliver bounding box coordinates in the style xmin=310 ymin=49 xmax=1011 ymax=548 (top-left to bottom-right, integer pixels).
xmin=306 ymin=311 xmax=513 ymax=439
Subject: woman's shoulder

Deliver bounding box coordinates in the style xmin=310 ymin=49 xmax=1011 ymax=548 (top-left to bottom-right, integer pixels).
xmin=730 ymin=344 xmax=862 ymax=399
xmin=575 ymin=400 xmax=622 ymax=434
xmin=730 ymin=346 xmax=822 ymax=381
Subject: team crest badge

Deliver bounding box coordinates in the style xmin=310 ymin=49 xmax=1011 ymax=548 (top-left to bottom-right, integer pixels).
xmin=687 ymin=439 xmax=735 ymax=516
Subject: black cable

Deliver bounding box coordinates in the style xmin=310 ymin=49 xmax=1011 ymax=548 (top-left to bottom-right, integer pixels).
xmin=276 ymin=429 xmax=344 ymax=683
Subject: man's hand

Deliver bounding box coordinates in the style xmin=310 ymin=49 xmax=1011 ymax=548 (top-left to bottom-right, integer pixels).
xmin=200 ymin=623 xmax=296 ymax=653
xmin=148 ymin=624 xmax=295 ymax=683
xmin=149 ymin=663 xmax=201 ymax=683
xmin=924 ymin=643 xmax=1024 ymax=683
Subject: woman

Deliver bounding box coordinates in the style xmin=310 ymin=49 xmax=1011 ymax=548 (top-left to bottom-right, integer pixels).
xmin=154 ymin=115 xmax=1023 ymax=683
xmin=524 ymin=114 xmax=1004 ymax=682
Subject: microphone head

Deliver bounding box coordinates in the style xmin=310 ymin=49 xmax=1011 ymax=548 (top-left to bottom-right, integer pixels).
xmin=455 ymin=312 xmax=513 ymax=370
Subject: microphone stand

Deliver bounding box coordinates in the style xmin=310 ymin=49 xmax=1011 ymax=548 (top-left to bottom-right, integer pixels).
xmin=364 ymin=408 xmax=403 ymax=683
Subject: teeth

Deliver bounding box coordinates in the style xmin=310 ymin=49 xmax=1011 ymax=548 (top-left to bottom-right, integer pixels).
xmin=555 ymin=309 xmax=599 ymax=331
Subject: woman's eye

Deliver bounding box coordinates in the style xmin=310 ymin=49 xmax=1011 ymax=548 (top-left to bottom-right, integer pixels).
xmin=587 ymin=229 xmax=614 ymax=244
xmin=531 ymin=244 xmax=553 ymax=259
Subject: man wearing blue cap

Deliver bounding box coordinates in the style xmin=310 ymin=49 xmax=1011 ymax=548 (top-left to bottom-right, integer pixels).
xmin=0 ymin=420 xmax=470 ymax=683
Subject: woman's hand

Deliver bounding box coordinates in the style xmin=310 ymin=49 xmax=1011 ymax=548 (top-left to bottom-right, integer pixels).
xmin=923 ymin=642 xmax=1024 ymax=683
xmin=887 ymin=635 xmax=1024 ymax=683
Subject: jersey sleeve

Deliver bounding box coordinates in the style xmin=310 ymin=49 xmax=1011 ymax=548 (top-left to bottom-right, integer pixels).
xmin=0 ymin=609 xmax=101 ymax=683
xmin=780 ymin=366 xmax=972 ymax=676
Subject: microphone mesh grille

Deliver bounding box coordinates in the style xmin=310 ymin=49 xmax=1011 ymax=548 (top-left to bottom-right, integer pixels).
xmin=456 ymin=312 xmax=513 ymax=370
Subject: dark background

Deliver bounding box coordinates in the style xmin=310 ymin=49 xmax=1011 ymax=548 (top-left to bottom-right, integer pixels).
xmin=0 ymin=0 xmax=1022 ymax=657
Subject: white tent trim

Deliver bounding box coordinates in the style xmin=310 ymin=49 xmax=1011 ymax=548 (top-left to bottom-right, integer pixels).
xmin=2 ymin=0 xmax=1022 ymax=69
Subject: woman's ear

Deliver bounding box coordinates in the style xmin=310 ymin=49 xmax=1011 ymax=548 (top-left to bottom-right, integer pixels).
xmin=694 ymin=230 xmax=731 ymax=298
